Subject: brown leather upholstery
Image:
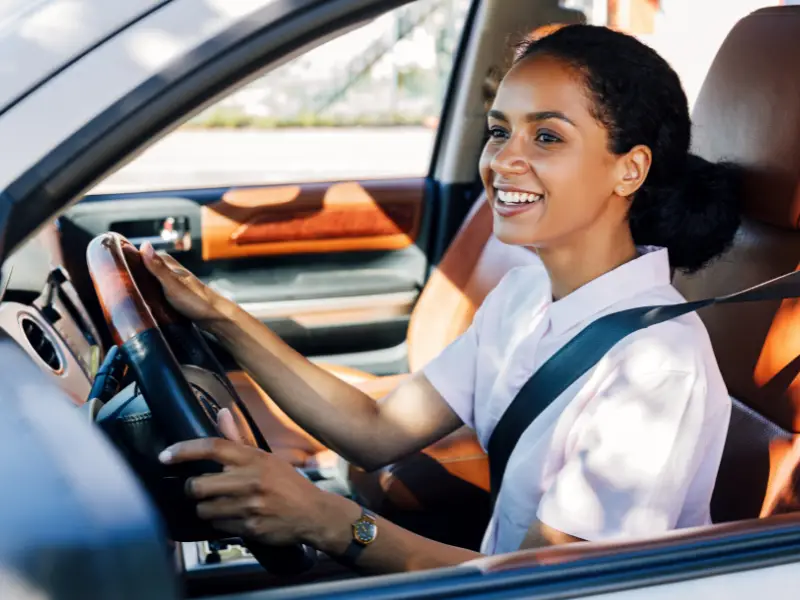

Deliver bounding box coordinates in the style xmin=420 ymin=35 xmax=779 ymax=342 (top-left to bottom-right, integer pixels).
xmin=691 ymin=7 xmax=800 ymax=232
xmin=673 ymin=6 xmax=800 ymax=523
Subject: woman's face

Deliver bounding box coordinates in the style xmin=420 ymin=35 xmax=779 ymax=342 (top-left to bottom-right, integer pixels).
xmin=479 ymin=55 xmax=635 ymax=248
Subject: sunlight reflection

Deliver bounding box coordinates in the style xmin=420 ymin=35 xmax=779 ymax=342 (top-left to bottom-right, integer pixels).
xmin=123 ymin=0 xmax=274 ymax=75
xmin=125 ymin=28 xmax=184 ymax=70
xmin=621 ymin=335 xmax=691 ymax=384
xmin=18 ymin=0 xmax=86 ymax=50
xmin=203 ymin=0 xmax=280 ymax=19
xmin=754 ymin=264 xmax=800 ymax=389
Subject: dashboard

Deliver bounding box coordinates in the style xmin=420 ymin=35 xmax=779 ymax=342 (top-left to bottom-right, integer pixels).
xmin=0 ymin=222 xmax=104 ymax=405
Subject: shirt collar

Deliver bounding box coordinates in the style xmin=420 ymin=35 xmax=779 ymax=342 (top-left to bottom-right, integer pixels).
xmin=546 ymin=246 xmax=672 ymax=336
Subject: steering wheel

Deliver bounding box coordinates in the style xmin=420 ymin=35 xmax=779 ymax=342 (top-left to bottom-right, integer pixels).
xmin=86 ymin=232 xmax=316 ymax=575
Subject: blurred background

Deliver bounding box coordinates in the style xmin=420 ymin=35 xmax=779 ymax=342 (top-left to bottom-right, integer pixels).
xmin=93 ymin=0 xmax=797 ymax=194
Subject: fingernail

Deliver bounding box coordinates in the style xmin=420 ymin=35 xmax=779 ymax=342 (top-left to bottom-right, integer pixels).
xmin=158 ymin=448 xmax=173 ymax=464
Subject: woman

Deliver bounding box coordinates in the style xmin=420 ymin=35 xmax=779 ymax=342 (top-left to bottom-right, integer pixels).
xmin=146 ymin=24 xmax=740 ymax=573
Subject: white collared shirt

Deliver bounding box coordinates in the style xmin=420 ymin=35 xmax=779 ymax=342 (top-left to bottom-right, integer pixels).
xmin=423 ymin=246 xmax=731 ymax=554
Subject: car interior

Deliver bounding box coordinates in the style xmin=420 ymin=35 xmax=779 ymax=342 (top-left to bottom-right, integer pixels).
xmin=2 ymin=1 xmax=800 ymax=599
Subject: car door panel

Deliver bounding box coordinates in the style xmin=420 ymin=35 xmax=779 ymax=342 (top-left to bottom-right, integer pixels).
xmin=202 ymin=179 xmax=424 ymax=260
xmin=61 ymin=177 xmax=429 ymax=373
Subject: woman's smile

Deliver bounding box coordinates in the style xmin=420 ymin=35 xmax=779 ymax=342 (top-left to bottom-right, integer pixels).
xmin=492 ymin=186 xmax=545 ymax=218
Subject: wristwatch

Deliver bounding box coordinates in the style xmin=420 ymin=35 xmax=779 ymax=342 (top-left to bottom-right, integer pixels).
xmin=341 ymin=507 xmax=378 ymax=564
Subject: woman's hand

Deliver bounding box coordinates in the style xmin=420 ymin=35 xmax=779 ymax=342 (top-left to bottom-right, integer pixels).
xmin=141 ymin=242 xmax=233 ymax=323
xmin=158 ymin=409 xmax=347 ymax=546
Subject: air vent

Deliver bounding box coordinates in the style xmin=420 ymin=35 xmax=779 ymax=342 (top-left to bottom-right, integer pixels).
xmin=20 ymin=317 xmax=63 ymax=373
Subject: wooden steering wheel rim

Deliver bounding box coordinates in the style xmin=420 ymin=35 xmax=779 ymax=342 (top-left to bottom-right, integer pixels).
xmin=87 ymin=232 xmax=181 ymax=345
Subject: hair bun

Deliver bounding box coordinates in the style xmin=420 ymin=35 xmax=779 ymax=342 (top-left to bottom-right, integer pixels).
xmin=630 ymin=154 xmax=742 ymax=273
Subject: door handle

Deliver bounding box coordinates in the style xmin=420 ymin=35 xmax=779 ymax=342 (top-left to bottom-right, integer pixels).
xmin=128 ymin=216 xmax=191 ymax=252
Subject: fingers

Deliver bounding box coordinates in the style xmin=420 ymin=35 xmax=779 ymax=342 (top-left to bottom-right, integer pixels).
xmin=218 ymin=408 xmax=245 ymax=444
xmin=140 ymin=242 xmax=165 ymax=274
xmin=141 ymin=243 xmax=179 ymax=289
xmin=186 ymin=468 xmax=262 ymax=500
xmin=158 ymin=251 xmax=187 ymax=271
xmin=159 ymin=437 xmax=257 ymax=467
xmin=141 ymin=242 xmax=191 ymax=280
xmin=209 ymin=518 xmax=251 ymax=539
xmin=196 ymin=496 xmax=266 ymax=520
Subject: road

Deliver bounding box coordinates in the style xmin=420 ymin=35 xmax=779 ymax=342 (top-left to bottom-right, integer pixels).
xmin=92 ymin=127 xmax=437 ymax=194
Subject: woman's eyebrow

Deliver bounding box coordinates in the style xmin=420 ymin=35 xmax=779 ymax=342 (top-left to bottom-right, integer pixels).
xmin=487 ymin=109 xmax=575 ymax=127
xmin=525 ymin=110 xmax=576 ymax=126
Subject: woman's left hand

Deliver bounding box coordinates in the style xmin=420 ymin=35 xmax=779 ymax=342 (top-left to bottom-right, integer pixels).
xmin=158 ymin=408 xmax=332 ymax=546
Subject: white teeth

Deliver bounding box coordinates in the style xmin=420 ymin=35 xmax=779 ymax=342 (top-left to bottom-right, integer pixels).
xmin=496 ymin=190 xmax=542 ymax=204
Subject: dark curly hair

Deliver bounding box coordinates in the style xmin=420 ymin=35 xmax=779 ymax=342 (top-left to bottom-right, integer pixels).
xmin=514 ymin=24 xmax=741 ymax=273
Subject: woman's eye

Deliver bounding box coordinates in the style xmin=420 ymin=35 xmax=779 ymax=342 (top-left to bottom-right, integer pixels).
xmin=535 ymin=131 xmax=561 ymax=144
xmin=488 ymin=126 xmax=509 ymax=140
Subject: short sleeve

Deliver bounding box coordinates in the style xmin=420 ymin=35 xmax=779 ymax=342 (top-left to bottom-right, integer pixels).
xmin=536 ymin=364 xmax=725 ymax=541
xmin=421 ymin=264 xmax=545 ymax=431
xmin=421 ymin=304 xmax=486 ymax=429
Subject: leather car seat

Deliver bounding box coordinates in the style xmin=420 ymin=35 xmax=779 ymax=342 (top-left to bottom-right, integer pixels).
xmin=673 ymin=5 xmax=800 ymax=522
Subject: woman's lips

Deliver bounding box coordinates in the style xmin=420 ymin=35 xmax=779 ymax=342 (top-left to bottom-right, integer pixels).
xmin=493 ymin=188 xmax=544 ymax=218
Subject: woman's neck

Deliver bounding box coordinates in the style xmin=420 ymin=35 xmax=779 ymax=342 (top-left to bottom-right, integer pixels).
xmin=535 ymin=225 xmax=638 ymax=301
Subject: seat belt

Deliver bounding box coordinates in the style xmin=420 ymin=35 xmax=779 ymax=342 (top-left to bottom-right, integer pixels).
xmin=487 ymin=269 xmax=800 ymax=509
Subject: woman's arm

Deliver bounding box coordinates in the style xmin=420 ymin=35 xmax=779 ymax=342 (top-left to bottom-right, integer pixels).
xmin=207 ymin=306 xmax=462 ymax=469
xmin=309 ymin=497 xmax=581 ymax=573
xmin=142 ymin=244 xmax=462 ymax=470
xmin=159 ymin=411 xmax=580 ymax=575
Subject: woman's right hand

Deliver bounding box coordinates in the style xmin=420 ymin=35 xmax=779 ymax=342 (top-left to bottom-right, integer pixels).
xmin=141 ymin=242 xmax=233 ymax=323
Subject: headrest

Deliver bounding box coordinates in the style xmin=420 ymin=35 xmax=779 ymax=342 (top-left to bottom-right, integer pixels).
xmin=691 ymin=6 xmax=800 ymax=230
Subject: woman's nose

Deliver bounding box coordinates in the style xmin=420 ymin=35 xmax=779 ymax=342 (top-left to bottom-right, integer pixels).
xmin=490 ymin=139 xmax=528 ymax=176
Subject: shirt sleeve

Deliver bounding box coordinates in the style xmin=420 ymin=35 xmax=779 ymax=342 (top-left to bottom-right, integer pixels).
xmin=536 ymin=363 xmax=725 ymax=541
xmin=420 ymin=304 xmax=485 ymax=429
xmin=420 ymin=265 xmax=540 ymax=431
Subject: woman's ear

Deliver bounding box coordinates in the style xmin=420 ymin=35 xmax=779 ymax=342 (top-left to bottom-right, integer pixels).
xmin=614 ymin=145 xmax=652 ymax=197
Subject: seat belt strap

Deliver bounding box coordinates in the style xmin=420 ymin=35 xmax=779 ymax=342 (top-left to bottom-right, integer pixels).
xmin=487 ymin=269 xmax=800 ymax=509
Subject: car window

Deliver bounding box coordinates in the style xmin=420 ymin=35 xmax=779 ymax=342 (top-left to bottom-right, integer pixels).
xmin=93 ymin=0 xmax=471 ymax=194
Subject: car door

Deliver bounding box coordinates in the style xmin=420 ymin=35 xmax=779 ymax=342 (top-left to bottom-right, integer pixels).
xmin=58 ymin=0 xmax=476 ymax=376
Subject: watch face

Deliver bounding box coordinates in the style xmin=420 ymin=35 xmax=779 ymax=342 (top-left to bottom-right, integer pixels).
xmin=353 ymin=520 xmax=377 ymax=544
